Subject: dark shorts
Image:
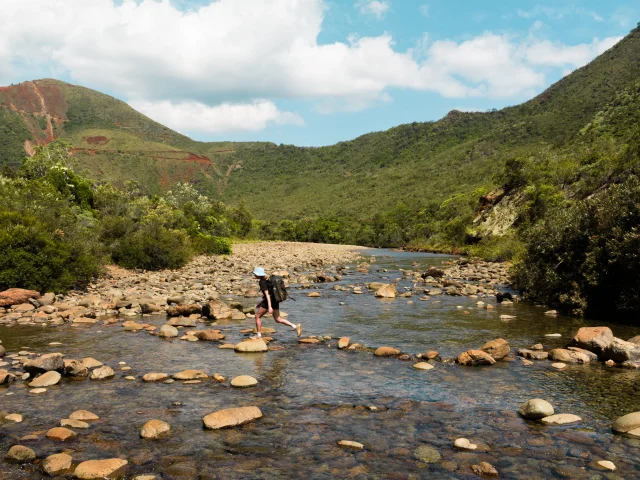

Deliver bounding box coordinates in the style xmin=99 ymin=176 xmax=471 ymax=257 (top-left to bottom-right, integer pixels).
xmin=257 ymin=299 xmax=279 ymax=311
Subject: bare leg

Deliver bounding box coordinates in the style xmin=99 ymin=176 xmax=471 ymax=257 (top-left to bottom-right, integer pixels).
xmin=273 ymin=310 xmax=294 ymax=328
xmin=254 ymin=306 xmax=267 ymax=336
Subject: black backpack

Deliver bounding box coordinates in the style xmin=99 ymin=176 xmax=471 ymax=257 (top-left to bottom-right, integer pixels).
xmin=267 ymin=275 xmax=288 ymax=303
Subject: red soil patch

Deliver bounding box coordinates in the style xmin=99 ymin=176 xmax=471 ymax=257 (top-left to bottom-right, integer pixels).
xmin=85 ymin=136 xmax=109 ymax=146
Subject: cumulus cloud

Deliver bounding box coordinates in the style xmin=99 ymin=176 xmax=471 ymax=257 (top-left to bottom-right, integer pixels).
xmin=356 ymin=0 xmax=390 ymax=19
xmin=526 ymin=36 xmax=623 ymax=68
xmin=129 ymin=99 xmax=304 ymax=134
xmin=0 ymin=0 xmax=624 ymax=124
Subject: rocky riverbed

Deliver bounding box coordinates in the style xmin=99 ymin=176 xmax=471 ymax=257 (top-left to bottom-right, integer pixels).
xmin=1 ymin=244 xmax=640 ymax=479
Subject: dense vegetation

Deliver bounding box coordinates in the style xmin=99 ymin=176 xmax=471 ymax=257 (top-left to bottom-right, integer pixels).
xmin=0 ymin=142 xmax=247 ymax=292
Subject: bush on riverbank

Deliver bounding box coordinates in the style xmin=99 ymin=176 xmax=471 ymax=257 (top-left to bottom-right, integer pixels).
xmin=0 ymin=142 xmax=249 ymax=292
xmin=512 ymin=176 xmax=640 ymax=317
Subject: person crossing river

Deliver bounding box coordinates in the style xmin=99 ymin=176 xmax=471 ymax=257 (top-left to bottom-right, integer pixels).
xmin=252 ymin=267 xmax=302 ymax=339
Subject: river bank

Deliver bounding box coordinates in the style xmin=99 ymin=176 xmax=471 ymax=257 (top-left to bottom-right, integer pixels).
xmin=1 ymin=245 xmax=640 ymax=479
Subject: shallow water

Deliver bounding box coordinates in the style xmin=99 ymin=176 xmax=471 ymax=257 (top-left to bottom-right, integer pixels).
xmin=1 ymin=250 xmax=640 ymax=479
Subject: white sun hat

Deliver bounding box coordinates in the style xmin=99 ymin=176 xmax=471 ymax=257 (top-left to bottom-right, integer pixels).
xmin=252 ymin=267 xmax=266 ymax=276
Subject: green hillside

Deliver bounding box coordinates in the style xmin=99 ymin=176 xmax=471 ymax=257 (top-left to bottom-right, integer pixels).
xmin=0 ymin=27 xmax=639 ymax=223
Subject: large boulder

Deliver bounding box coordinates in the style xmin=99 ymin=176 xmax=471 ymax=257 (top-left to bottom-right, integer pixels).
xmin=159 ymin=325 xmax=179 ymax=338
xmin=568 ymin=327 xmax=613 ymax=355
xmin=90 ymin=366 xmax=115 ymax=380
xmin=203 ymin=406 xmax=262 ymax=429
xmin=166 ymin=304 xmax=201 ymax=317
xmin=602 ymin=338 xmax=640 ymax=363
xmin=74 ymin=459 xmax=128 ymax=479
xmin=518 ymin=399 xmax=554 ymax=420
xmin=202 ymin=300 xmax=234 ymax=320
xmin=480 ymin=338 xmax=510 ymax=360
xmin=38 ymin=292 xmax=56 ymax=306
xmin=0 ymin=288 xmax=40 ymax=307
xmin=457 ymin=350 xmax=496 ymax=366
xmin=374 ymin=284 xmax=398 ymax=299
xmin=234 ymin=339 xmax=268 ymax=353
xmin=549 ymin=348 xmax=591 ymax=364
xmin=24 ymin=353 xmax=64 ymax=374
xmin=612 ymin=412 xmax=640 ymax=436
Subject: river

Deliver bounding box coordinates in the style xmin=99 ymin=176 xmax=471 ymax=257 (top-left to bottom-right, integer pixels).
xmin=1 ymin=249 xmax=639 ymax=479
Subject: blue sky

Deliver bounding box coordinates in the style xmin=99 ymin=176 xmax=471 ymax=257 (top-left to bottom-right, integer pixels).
xmin=1 ymin=0 xmax=637 ymax=145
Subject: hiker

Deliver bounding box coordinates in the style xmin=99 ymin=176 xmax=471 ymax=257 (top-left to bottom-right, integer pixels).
xmin=252 ymin=267 xmax=302 ymax=339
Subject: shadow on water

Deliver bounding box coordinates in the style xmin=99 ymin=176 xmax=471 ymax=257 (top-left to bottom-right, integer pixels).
xmin=1 ymin=249 xmax=640 ymax=479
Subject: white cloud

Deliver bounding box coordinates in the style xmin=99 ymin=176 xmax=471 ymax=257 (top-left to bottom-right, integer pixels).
xmin=0 ymin=0 xmax=624 ymax=122
xmin=419 ymin=4 xmax=429 ymax=18
xmin=526 ymin=36 xmax=623 ymax=68
xmin=129 ymin=99 xmax=304 ymax=134
xmin=356 ymin=0 xmax=390 ymax=19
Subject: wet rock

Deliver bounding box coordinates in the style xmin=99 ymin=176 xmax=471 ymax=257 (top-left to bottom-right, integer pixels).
xmin=140 ymin=303 xmax=161 ymax=315
xmin=454 ymin=438 xmax=477 ymax=450
xmin=597 ymin=460 xmax=616 ymax=471
xmin=568 ymin=326 xmax=613 ymax=355
xmin=424 ymin=351 xmax=439 ymax=360
xmin=159 ymin=325 xmax=179 ymax=338
xmin=519 ymin=399 xmax=554 ymax=420
xmin=374 ymin=346 xmax=400 ymax=357
xmin=0 ymin=345 xmax=4 ymax=357
xmin=213 ymin=373 xmax=226 ymax=383
xmin=530 ymin=343 xmax=544 ymax=350
xmin=61 ymin=419 xmax=90 ymax=429
xmin=167 ymin=317 xmax=197 ymax=327
xmin=374 ymin=284 xmax=397 ymax=298
xmin=517 ymin=349 xmax=549 ymax=360
xmin=143 ymin=372 xmax=169 ymax=382
xmin=544 ymin=310 xmax=558 ymax=316
xmin=540 ymin=414 xmax=581 ymax=425
xmin=5 ymin=413 xmax=23 ymax=422
xmin=43 ymin=453 xmax=73 ymax=475
xmin=0 ymin=288 xmax=40 ymax=307
xmin=338 ymin=337 xmax=350 ymax=349
xmin=193 ymin=329 xmax=225 ymax=341
xmin=551 ymin=362 xmax=567 ymax=369
xmin=471 ymin=462 xmax=498 ymax=476
xmin=140 ymin=419 xmax=171 ymax=439
xmin=307 ymin=292 xmax=321 ymax=297
xmin=548 ymin=348 xmax=590 ymax=364
xmin=70 ymin=411 xmax=99 ymax=422
xmin=234 ymin=339 xmax=268 ymax=353
xmin=24 ymin=353 xmax=64 ymax=374
xmin=338 ymin=440 xmax=364 ymax=450
xmin=123 ymin=321 xmax=146 ymax=331
xmin=202 ymin=300 xmax=234 ymax=320
xmin=500 ymin=314 xmax=516 ymax=320
xmin=6 ymin=445 xmax=36 ymax=463
xmin=166 ymin=304 xmax=201 ymax=317
xmin=299 ymin=338 xmax=320 ymax=344
xmin=29 ymin=387 xmax=47 ymax=394
xmin=602 ymin=337 xmax=640 ymax=363
xmin=46 ymin=427 xmax=76 ymax=441
xmin=74 ymin=459 xmax=128 ymax=479
xmin=28 ymin=371 xmax=61 ymax=387
xmin=173 ymin=370 xmax=208 ymax=380
xmin=612 ymin=412 xmax=640 ymax=436
xmin=457 ymin=350 xmax=496 ymax=366
xmin=64 ymin=359 xmax=89 ymax=377
xmin=231 ymin=375 xmax=258 ymax=387
xmin=413 ymin=445 xmax=441 ymax=464
xmin=203 ymin=406 xmax=263 ymax=429
xmin=566 ymin=347 xmax=598 ymax=362
xmin=481 ymin=338 xmax=510 ymax=360
xmin=412 ymin=362 xmax=434 ymax=371
xmin=90 ymin=366 xmax=115 ymax=380
xmin=82 ymin=357 xmax=103 ymax=369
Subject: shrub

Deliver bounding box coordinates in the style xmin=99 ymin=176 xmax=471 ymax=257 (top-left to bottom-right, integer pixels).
xmin=109 ymin=217 xmax=193 ymax=271
xmin=193 ymin=235 xmax=232 ymax=255
xmin=0 ymin=210 xmax=103 ymax=292
xmin=512 ymin=176 xmax=640 ymax=317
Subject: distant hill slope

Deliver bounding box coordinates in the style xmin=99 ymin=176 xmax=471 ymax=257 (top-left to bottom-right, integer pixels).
xmin=1 ymin=26 xmax=639 ymax=220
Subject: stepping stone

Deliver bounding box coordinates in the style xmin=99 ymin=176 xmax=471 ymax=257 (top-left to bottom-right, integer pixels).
xmin=338 ymin=440 xmax=364 ymax=450
xmin=231 ymin=375 xmax=258 ymax=387
xmin=412 ymin=362 xmax=434 ymax=371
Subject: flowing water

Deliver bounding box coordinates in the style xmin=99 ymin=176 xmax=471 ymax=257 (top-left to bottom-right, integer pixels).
xmin=1 ymin=250 xmax=640 ymax=479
